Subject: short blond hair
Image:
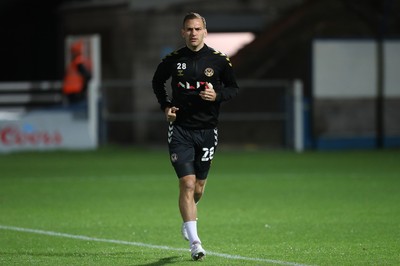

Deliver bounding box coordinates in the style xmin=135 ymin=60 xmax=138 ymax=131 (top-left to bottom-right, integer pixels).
xmin=182 ymin=12 xmax=207 ymax=29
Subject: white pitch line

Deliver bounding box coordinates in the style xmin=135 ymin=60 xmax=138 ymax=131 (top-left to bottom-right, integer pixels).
xmin=0 ymin=225 xmax=311 ymax=266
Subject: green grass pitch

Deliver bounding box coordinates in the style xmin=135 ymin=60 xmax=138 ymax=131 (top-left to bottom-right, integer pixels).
xmin=0 ymin=147 xmax=399 ymax=265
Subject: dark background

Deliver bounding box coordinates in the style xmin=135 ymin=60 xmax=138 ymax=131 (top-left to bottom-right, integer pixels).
xmin=1 ymin=0 xmax=399 ymax=82
xmin=0 ymin=0 xmax=65 ymax=81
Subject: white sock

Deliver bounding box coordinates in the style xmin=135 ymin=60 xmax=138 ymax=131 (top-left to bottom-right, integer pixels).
xmin=184 ymin=221 xmax=201 ymax=246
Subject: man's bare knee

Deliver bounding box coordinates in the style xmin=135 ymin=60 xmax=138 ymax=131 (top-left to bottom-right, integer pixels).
xmin=180 ymin=175 xmax=196 ymax=193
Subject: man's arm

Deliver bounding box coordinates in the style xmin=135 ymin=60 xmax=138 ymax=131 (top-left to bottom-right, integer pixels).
xmin=215 ymin=60 xmax=239 ymax=102
xmin=152 ymin=61 xmax=172 ymax=111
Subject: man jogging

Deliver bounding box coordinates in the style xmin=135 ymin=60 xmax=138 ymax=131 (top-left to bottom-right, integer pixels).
xmin=152 ymin=12 xmax=239 ymax=260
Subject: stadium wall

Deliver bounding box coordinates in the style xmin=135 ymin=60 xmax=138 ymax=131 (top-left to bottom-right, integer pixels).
xmin=312 ymin=39 xmax=400 ymax=149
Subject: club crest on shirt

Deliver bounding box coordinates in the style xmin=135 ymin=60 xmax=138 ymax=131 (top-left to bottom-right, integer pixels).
xmin=204 ymin=68 xmax=214 ymax=77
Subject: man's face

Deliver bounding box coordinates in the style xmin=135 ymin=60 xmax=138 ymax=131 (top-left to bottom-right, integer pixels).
xmin=181 ymin=18 xmax=207 ymax=51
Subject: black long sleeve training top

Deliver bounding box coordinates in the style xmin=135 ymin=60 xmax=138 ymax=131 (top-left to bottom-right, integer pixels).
xmin=152 ymin=45 xmax=239 ymax=129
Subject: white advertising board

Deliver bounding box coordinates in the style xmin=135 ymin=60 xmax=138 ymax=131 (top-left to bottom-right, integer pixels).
xmin=313 ymin=40 xmax=376 ymax=98
xmin=384 ymin=40 xmax=400 ymax=97
xmin=313 ymin=39 xmax=400 ymax=98
xmin=0 ymin=111 xmax=95 ymax=153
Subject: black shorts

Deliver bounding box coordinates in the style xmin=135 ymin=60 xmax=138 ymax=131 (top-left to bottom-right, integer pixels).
xmin=168 ymin=124 xmax=218 ymax=180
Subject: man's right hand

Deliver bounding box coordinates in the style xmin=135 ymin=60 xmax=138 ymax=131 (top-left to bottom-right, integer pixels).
xmin=165 ymin=106 xmax=179 ymax=122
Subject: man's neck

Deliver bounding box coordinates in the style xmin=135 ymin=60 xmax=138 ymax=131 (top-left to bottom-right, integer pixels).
xmin=188 ymin=43 xmax=205 ymax=52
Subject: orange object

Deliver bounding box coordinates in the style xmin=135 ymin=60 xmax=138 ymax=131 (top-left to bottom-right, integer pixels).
xmin=70 ymin=41 xmax=83 ymax=56
xmin=63 ymin=41 xmax=91 ymax=95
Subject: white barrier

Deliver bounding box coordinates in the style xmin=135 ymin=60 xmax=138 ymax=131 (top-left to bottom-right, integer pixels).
xmin=0 ymin=110 xmax=95 ymax=153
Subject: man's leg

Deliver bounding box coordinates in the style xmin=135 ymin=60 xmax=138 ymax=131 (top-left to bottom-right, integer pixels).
xmin=179 ymin=175 xmax=206 ymax=260
xmin=179 ymin=174 xmax=197 ymax=222
xmin=181 ymin=178 xmax=206 ymax=241
xmin=194 ymin=179 xmax=207 ymax=204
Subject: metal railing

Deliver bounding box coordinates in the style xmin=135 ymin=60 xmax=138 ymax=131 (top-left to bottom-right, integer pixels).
xmin=100 ymin=79 xmax=303 ymax=151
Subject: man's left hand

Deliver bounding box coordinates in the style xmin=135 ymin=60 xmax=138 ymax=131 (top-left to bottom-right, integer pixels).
xmin=199 ymin=82 xmax=216 ymax=101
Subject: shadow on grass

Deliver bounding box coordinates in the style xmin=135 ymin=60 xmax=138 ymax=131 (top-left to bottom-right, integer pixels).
xmin=1 ymin=252 xmax=187 ymax=265
xmin=137 ymin=256 xmax=187 ymax=265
